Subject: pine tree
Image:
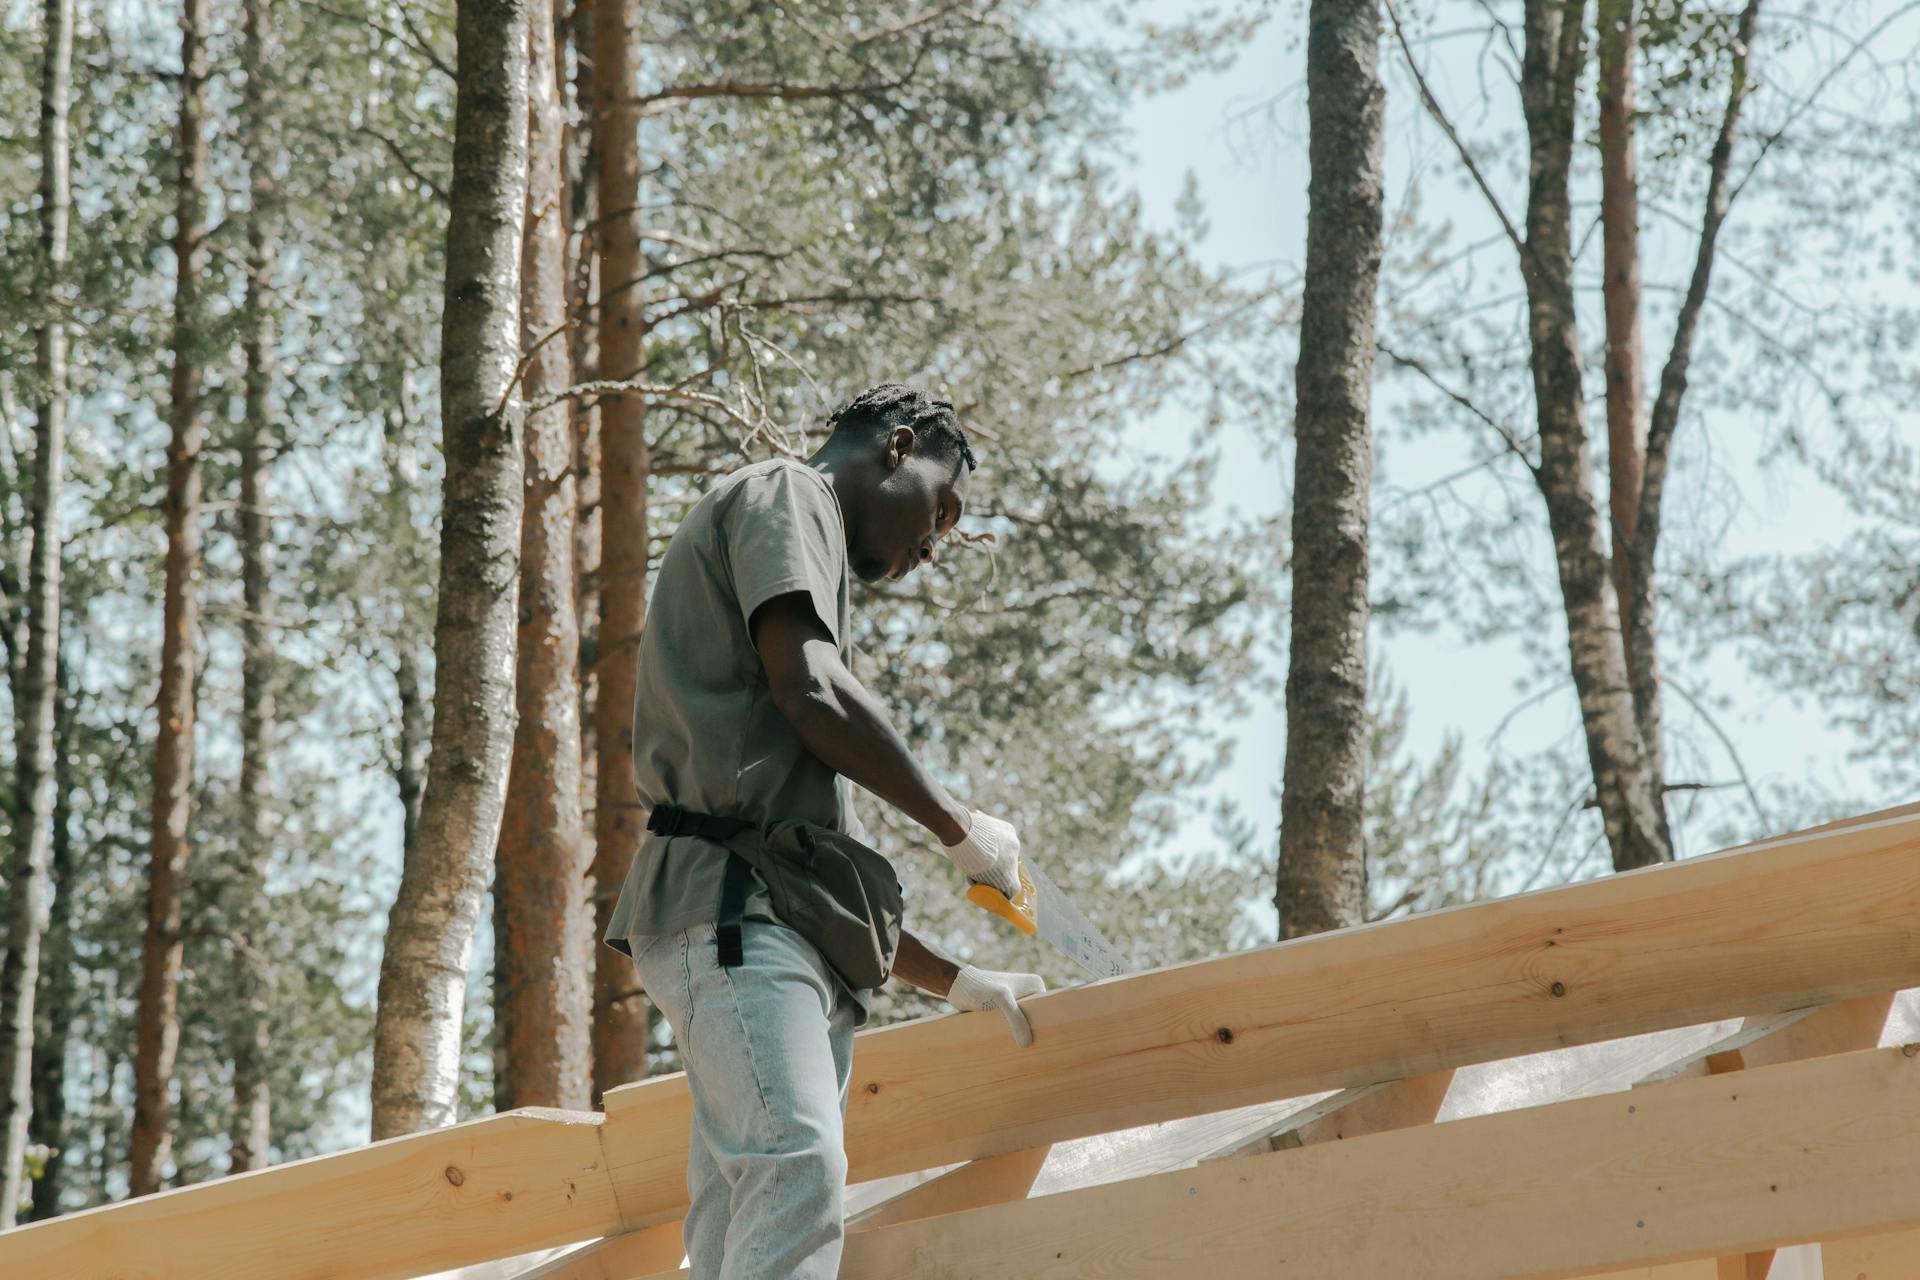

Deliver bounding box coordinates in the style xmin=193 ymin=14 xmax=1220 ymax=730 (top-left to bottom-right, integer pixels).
xmin=131 ymin=0 xmax=212 ymax=1196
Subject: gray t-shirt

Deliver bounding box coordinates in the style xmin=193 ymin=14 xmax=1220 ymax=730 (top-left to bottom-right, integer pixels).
xmin=603 ymin=459 xmax=874 ymax=1006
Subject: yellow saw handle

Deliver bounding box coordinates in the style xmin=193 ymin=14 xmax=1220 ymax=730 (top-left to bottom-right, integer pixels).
xmin=965 ymin=861 xmax=1039 ymax=936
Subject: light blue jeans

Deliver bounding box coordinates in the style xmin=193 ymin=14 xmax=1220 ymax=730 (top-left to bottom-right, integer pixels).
xmin=631 ymin=920 xmax=859 ymax=1280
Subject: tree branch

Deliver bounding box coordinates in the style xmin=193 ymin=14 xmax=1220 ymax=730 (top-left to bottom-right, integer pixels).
xmin=1632 ymin=0 xmax=1763 ymax=594
xmin=1377 ymin=341 xmax=1540 ymax=479
xmin=623 ymin=80 xmax=897 ymax=114
xmin=355 ymin=125 xmax=447 ymax=203
xmin=1384 ymin=0 xmax=1529 ymax=265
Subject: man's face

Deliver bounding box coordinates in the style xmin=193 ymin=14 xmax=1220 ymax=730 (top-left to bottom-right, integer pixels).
xmin=847 ymin=428 xmax=971 ymax=584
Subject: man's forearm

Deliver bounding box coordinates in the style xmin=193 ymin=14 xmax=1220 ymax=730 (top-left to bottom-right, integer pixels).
xmin=780 ymin=645 xmax=970 ymax=845
xmin=891 ymin=928 xmax=961 ymax=997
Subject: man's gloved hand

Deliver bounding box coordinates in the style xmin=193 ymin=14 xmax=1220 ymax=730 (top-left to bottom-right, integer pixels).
xmin=948 ymin=964 xmax=1046 ymax=1048
xmin=943 ymin=809 xmax=1023 ymax=899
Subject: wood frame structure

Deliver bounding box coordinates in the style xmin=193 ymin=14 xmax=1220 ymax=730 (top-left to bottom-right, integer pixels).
xmin=1 ymin=804 xmax=1915 ymax=1278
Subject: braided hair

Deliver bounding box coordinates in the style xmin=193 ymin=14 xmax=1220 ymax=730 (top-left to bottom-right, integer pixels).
xmin=825 ymin=382 xmax=978 ymax=473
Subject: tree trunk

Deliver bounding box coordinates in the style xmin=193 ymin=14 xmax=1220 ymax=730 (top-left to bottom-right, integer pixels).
xmin=495 ymin=0 xmax=593 ymax=1112
xmin=1596 ymin=0 xmax=1645 ymax=649
xmin=1596 ymin=0 xmax=1674 ymax=853
xmin=588 ymin=0 xmax=652 ymax=1101
xmin=1276 ymin=0 xmax=1382 ymax=941
xmin=370 ymin=0 xmax=529 ymax=1140
xmin=0 ymin=0 xmax=72 ymax=1226
xmin=567 ymin=0 xmax=602 ymax=870
xmin=229 ymin=0 xmax=277 ymax=1175
xmin=131 ymin=0 xmax=210 ymax=1196
xmin=385 ymin=398 xmax=432 ymax=861
xmin=25 ymin=654 xmax=73 ymax=1221
xmin=1518 ymin=0 xmax=1670 ymax=873
xmin=1626 ymin=0 xmax=1764 ymax=822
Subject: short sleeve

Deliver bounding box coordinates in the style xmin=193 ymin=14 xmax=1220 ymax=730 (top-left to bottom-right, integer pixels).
xmin=720 ymin=464 xmax=846 ymax=646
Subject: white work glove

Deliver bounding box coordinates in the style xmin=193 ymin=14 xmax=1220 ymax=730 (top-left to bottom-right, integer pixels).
xmin=943 ymin=809 xmax=1023 ymax=899
xmin=948 ymin=964 xmax=1046 ymax=1048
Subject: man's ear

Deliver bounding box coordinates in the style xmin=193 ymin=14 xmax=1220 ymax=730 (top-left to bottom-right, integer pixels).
xmin=884 ymin=424 xmax=916 ymax=469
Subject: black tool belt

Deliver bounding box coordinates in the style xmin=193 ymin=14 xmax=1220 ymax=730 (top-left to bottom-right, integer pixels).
xmin=646 ymin=804 xmax=904 ymax=991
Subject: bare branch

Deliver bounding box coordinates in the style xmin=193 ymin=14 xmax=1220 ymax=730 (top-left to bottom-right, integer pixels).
xmin=1728 ymin=0 xmax=1920 ymax=205
xmin=850 ymin=2 xmax=969 ymax=46
xmin=355 ymin=125 xmax=447 ymax=203
xmin=295 ymin=0 xmax=452 ymax=80
xmin=1383 ymin=0 xmax=1528 ymax=264
xmin=1633 ymin=0 xmax=1763 ymax=592
xmin=1660 ymin=680 xmax=1773 ymax=830
xmin=622 ymin=80 xmax=897 ymax=114
xmin=1060 ymin=291 xmax=1273 ymax=380
xmin=1377 ymin=341 xmax=1539 ymax=478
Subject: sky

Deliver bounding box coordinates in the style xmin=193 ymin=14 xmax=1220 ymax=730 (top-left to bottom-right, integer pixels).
xmin=1105 ymin=0 xmax=1918 ymax=877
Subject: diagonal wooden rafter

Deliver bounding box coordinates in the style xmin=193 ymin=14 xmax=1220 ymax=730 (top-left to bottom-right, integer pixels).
xmin=521 ymin=1144 xmax=1055 ymax=1279
xmin=827 ymin=1045 xmax=1920 ymax=1279
xmin=509 ymin=1220 xmax=685 ymax=1280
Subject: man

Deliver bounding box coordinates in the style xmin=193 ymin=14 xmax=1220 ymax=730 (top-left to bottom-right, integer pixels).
xmin=604 ymin=382 xmax=1046 ymax=1279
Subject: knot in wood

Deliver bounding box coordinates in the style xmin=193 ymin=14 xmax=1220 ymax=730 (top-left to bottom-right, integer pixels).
xmin=1550 ymin=981 xmax=1567 ymax=998
xmin=444 ymin=1165 xmax=465 ymax=1187
xmin=1216 ymin=1027 xmax=1234 ymax=1045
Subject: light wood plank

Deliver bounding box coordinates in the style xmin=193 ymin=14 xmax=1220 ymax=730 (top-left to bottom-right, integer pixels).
xmin=523 ymin=1144 xmax=1054 ymax=1277
xmin=599 ymin=809 xmax=1920 ymax=1228
xmin=1199 ymin=1070 xmax=1454 ymax=1162
xmin=1822 ymin=1226 xmax=1920 ymax=1277
xmin=847 ymin=1145 xmax=1051 ymax=1231
xmin=509 ymin=1221 xmax=686 ymax=1280
xmin=0 ymin=1108 xmax=620 ymax=1280
xmin=833 ymin=1046 xmax=1920 ymax=1279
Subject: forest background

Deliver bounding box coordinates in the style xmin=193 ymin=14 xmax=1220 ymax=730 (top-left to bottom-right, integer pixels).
xmin=0 ymin=0 xmax=1915 ymax=1222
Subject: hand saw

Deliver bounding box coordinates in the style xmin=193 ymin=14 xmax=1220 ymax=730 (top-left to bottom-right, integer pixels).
xmin=966 ymin=859 xmax=1131 ymax=979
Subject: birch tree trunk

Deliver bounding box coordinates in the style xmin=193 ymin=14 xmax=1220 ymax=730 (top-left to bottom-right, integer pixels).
xmin=0 ymin=0 xmax=72 ymax=1227
xmin=131 ymin=0 xmax=210 ymax=1195
xmin=385 ymin=395 xmax=432 ymax=861
xmin=496 ymin=0 xmax=592 ymax=1111
xmin=1276 ymin=0 xmax=1382 ymax=940
xmin=370 ymin=0 xmax=529 ymax=1140
xmin=25 ymin=658 xmax=72 ymax=1221
xmin=568 ymin=0 xmax=602 ymax=895
xmin=1518 ymin=0 xmax=1670 ymax=872
xmin=589 ymin=0 xmax=652 ymax=1099
xmin=229 ymin=0 xmax=277 ymax=1174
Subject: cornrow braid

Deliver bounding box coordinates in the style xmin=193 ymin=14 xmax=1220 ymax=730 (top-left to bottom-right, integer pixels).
xmin=826 ymin=381 xmax=978 ymax=472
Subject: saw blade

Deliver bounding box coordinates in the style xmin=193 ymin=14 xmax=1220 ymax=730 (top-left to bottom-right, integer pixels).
xmin=1022 ymin=860 xmax=1132 ymax=980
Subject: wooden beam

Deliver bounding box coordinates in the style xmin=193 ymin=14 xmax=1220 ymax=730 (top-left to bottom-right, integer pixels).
xmin=831 ymin=1045 xmax=1920 ymax=1278
xmin=1199 ymin=1070 xmax=1454 ymax=1162
xmin=847 ymin=1145 xmax=1051 ymax=1231
xmin=524 ymin=1144 xmax=1054 ymax=1277
xmin=0 ymin=1108 xmax=620 ymax=1280
xmin=509 ymin=1221 xmax=686 ymax=1280
xmin=598 ymin=809 xmax=1920 ymax=1228
xmin=1636 ymin=1006 xmax=1825 ymax=1086
xmin=1822 ymin=1226 xmax=1920 ymax=1277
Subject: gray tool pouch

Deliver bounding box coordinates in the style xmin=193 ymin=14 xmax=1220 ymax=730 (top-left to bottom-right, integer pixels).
xmin=721 ymin=819 xmax=904 ymax=992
